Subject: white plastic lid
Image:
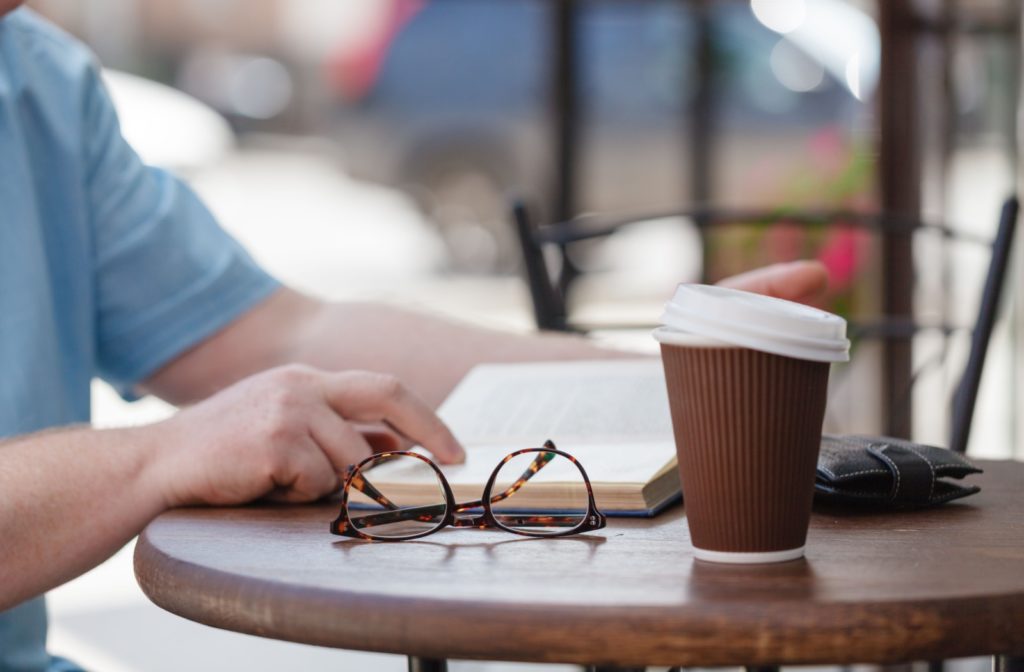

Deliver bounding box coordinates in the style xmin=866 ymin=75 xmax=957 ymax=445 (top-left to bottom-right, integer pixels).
xmin=653 ymin=284 xmax=850 ymax=363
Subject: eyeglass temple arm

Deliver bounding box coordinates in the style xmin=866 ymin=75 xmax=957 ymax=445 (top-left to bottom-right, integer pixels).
xmin=354 ymin=503 xmax=586 ymax=530
xmin=487 ymin=513 xmax=593 ymax=527
xmin=349 ymin=502 xmax=450 ymax=530
xmin=484 ymin=443 xmax=558 ymax=505
xmin=344 ymin=467 xmax=403 ymax=511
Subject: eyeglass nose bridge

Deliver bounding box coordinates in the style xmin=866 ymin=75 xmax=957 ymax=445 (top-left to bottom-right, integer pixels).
xmin=451 ymin=512 xmax=488 ymax=529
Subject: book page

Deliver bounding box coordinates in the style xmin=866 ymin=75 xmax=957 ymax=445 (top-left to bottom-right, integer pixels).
xmin=438 ymin=359 xmax=673 ymax=445
xmin=362 ymin=360 xmax=680 ymax=511
xmin=377 ymin=441 xmax=675 ymax=489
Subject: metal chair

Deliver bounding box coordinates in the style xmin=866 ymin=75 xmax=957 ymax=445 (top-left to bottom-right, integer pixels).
xmin=512 ymin=197 xmax=1019 ymax=453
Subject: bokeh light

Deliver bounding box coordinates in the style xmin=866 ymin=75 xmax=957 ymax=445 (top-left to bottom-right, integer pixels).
xmin=751 ymin=0 xmax=806 ymax=34
xmin=770 ymin=39 xmax=825 ymax=92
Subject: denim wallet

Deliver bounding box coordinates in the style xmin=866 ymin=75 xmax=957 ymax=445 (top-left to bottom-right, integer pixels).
xmin=815 ymin=434 xmax=983 ymax=508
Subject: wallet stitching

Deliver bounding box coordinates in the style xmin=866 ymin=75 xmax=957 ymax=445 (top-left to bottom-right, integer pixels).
xmin=819 ymin=465 xmax=892 ymax=479
xmin=821 ymin=467 xmax=890 ymax=481
xmin=871 ymin=443 xmax=900 ymax=501
xmin=815 ymin=485 xmax=874 ymax=495
xmin=824 ymin=488 xmax=886 ymax=497
xmin=903 ymin=445 xmax=937 ymax=500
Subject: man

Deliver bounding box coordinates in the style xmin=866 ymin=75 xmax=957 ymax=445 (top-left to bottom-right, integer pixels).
xmin=0 ymin=4 xmax=828 ymax=670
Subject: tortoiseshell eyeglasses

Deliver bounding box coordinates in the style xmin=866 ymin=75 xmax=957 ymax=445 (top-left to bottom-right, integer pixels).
xmin=330 ymin=440 xmax=606 ymax=541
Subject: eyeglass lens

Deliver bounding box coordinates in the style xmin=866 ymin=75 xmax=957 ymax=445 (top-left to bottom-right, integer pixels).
xmin=488 ymin=449 xmax=590 ymax=535
xmin=345 ymin=453 xmax=448 ymax=539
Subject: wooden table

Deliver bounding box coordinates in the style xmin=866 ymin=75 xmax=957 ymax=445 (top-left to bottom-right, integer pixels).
xmin=135 ymin=459 xmax=1024 ymax=670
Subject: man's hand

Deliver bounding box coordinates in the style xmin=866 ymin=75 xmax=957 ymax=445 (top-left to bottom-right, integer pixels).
xmin=716 ymin=260 xmax=828 ymax=305
xmin=151 ymin=365 xmax=463 ymax=508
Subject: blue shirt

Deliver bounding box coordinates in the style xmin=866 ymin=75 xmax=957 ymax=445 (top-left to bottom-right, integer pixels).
xmin=0 ymin=9 xmax=279 ymax=670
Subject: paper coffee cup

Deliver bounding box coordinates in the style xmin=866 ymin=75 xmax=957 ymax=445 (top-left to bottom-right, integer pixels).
xmin=654 ymin=284 xmax=849 ymax=564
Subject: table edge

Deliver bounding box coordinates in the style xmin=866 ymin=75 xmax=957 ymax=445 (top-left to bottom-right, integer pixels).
xmin=134 ymin=525 xmax=1024 ymax=667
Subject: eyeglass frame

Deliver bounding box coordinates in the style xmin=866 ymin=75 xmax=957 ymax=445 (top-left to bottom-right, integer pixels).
xmin=330 ymin=440 xmax=607 ymax=541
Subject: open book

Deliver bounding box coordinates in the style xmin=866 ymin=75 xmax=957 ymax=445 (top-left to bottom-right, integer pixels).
xmin=374 ymin=360 xmax=681 ymax=517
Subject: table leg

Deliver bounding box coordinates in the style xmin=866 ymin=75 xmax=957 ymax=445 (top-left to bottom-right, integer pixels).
xmin=408 ymin=657 xmax=447 ymax=672
xmin=995 ymin=656 xmax=1024 ymax=672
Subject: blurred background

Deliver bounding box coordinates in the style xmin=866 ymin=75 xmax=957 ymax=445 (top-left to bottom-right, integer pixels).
xmin=20 ymin=0 xmax=1023 ymax=669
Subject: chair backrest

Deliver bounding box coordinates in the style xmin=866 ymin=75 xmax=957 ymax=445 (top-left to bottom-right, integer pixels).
xmin=511 ymin=199 xmax=569 ymax=332
xmin=949 ymin=197 xmax=1018 ymax=453
xmin=511 ymin=197 xmax=1020 ymax=454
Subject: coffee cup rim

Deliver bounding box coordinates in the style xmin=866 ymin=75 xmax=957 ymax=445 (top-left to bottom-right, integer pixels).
xmin=652 ymin=328 xmax=733 ymax=348
xmin=656 ymin=284 xmax=850 ymax=363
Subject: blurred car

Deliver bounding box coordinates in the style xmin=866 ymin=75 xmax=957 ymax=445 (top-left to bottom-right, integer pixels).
xmin=102 ymin=69 xmax=234 ymax=173
xmin=326 ymin=0 xmax=879 ymax=272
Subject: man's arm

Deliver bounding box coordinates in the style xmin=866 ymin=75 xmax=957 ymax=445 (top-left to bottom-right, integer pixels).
xmin=142 ymin=261 xmax=829 ymax=409
xmin=139 ymin=291 xmax=615 ymax=409
xmin=0 ymin=426 xmax=167 ymax=610
xmin=0 ymin=365 xmax=463 ymax=610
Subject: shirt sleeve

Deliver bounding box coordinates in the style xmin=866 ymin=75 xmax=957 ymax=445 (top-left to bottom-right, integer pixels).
xmin=82 ymin=64 xmax=280 ymax=394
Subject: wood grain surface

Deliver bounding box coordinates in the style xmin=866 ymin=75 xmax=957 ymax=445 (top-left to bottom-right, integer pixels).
xmin=134 ymin=459 xmax=1024 ymax=668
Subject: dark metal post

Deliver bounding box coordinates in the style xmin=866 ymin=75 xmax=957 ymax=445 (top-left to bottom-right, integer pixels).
xmin=995 ymin=655 xmax=1024 ymax=672
xmin=879 ymin=0 xmax=920 ymax=438
xmin=690 ymin=0 xmax=714 ymax=208
xmin=552 ymin=0 xmax=579 ymax=224
xmin=550 ymin=0 xmax=583 ymax=296
xmin=408 ymin=657 xmax=447 ymax=672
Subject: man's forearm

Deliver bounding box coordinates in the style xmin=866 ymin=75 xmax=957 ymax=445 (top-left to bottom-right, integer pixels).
xmin=143 ymin=289 xmax=621 ymax=408
xmin=0 ymin=426 xmax=169 ymax=610
xmin=284 ymin=301 xmax=622 ymax=408
xmin=143 ymin=260 xmax=828 ymax=408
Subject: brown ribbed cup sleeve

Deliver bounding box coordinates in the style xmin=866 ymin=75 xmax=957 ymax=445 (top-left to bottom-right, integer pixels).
xmin=660 ymin=344 xmax=830 ymax=553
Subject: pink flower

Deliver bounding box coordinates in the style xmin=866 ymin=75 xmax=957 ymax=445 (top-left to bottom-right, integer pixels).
xmin=817 ymin=226 xmax=869 ymax=290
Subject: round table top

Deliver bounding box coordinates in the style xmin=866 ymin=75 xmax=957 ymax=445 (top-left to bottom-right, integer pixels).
xmin=135 ymin=458 xmax=1024 ymax=668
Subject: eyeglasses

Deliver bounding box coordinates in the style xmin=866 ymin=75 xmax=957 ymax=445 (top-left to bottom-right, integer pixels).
xmin=330 ymin=440 xmax=606 ymax=541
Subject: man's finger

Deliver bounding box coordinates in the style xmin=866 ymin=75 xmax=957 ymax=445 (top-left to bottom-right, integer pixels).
xmin=358 ymin=428 xmax=408 ymax=453
xmin=309 ymin=407 xmax=375 ymax=473
xmin=265 ymin=436 xmax=340 ymax=503
xmin=716 ymin=260 xmax=828 ymax=305
xmin=323 ymin=372 xmax=465 ymax=464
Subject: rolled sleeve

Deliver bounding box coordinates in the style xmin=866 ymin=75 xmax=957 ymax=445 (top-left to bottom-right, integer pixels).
xmin=83 ymin=66 xmax=279 ymax=393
